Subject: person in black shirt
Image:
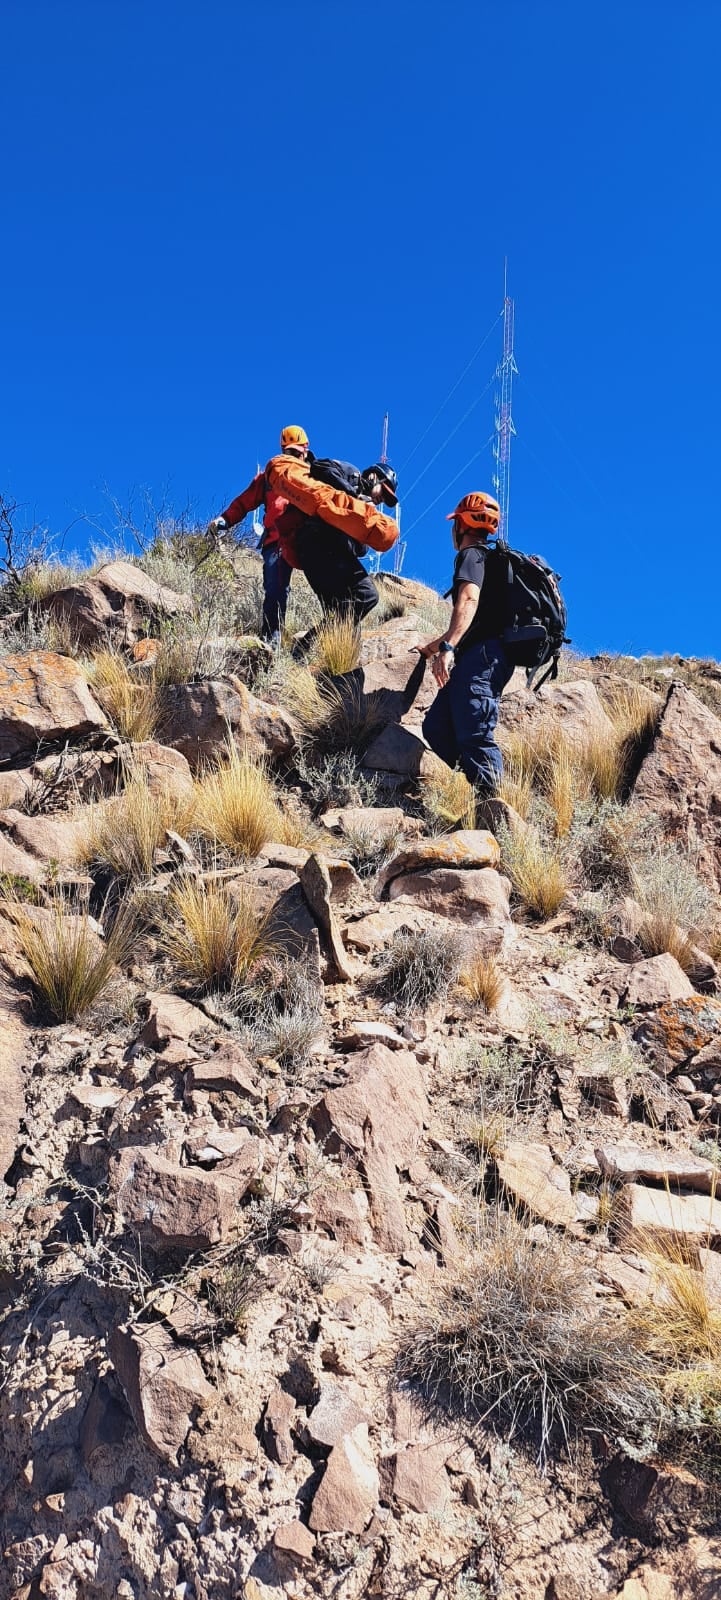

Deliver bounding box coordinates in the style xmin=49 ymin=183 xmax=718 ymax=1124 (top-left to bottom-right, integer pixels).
xmin=420 ymin=491 xmax=514 ymax=791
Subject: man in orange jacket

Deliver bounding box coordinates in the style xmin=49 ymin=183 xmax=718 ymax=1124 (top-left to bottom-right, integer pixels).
xmin=208 ymin=424 xmax=310 ymax=642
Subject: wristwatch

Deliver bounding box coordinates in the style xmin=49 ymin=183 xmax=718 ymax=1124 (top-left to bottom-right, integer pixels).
xmin=439 ymin=640 xmax=455 ymax=655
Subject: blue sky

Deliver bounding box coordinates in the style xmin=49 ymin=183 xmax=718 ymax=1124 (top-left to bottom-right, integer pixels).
xmin=2 ymin=1 xmax=719 ymax=656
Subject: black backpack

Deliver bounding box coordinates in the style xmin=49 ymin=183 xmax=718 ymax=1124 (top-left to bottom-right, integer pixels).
xmin=492 ymin=540 xmax=569 ymax=690
xmin=310 ymin=458 xmax=364 ymax=498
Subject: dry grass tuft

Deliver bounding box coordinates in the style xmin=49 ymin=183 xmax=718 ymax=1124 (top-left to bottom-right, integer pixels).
xmin=83 ymin=774 xmax=194 ymax=881
xmin=287 ymin=667 xmax=387 ymax=760
xmin=343 ymin=821 xmax=403 ymax=880
xmin=396 ymin=1211 xmax=661 ymax=1465
xmin=312 ymin=613 xmax=363 ymax=676
xmin=631 ymin=845 xmax=713 ymax=968
xmin=498 ymin=821 xmax=567 ymax=919
xmin=421 ymin=766 xmax=476 ymax=833
xmin=15 ymin=895 xmax=137 ymax=1021
xmin=194 ymin=745 xmax=284 ymax=860
xmin=459 ymin=951 xmax=504 ymax=1014
xmin=374 ymin=926 xmax=465 ymax=1014
xmin=90 ymin=649 xmax=160 ymax=741
xmin=160 ymin=878 xmax=272 ymax=993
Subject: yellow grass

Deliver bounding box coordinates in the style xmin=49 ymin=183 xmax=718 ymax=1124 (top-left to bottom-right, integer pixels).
xmin=283 ymin=665 xmax=386 ymax=757
xmin=631 ymin=1232 xmax=721 ymax=1403
xmin=459 ymin=951 xmax=504 ymax=1013
xmin=313 ymin=613 xmax=363 ymax=675
xmin=499 ymin=824 xmax=567 ymax=919
xmin=90 ymin=649 xmax=160 ymax=741
xmin=160 ymin=878 xmax=272 ymax=992
xmin=193 ymin=745 xmax=284 ymax=860
xmin=82 ymin=774 xmax=194 ymax=880
xmin=14 ymin=895 xmax=137 ymax=1021
xmin=421 ymin=765 xmax=476 ymax=832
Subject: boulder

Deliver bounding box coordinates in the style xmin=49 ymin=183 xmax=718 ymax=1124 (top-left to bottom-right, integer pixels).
xmin=0 ymin=651 xmax=108 ymax=760
xmin=595 ymin=1143 xmax=719 ymax=1195
xmin=299 ymin=854 xmax=353 ymax=981
xmin=110 ymin=1147 xmax=241 ymax=1251
xmin=0 ymin=832 xmax=45 ymax=884
xmin=311 ymin=1042 xmax=428 ymax=1253
xmin=308 ymin=1423 xmax=379 ymax=1534
xmin=602 ymin=1451 xmax=707 ymax=1542
xmin=635 ymin=996 xmax=721 ymax=1070
xmin=38 ymin=558 xmax=190 ymax=648
xmin=623 ymin=953 xmax=694 ymax=1009
xmin=0 ymin=807 xmax=86 ymax=867
xmin=242 ymin=870 xmax=323 ymax=982
xmin=344 ymin=903 xmax=441 ymax=953
xmin=631 ymin=681 xmax=721 ymax=891
xmin=162 ymin=677 xmax=296 ymax=768
xmin=495 ymin=1141 xmax=577 ymax=1228
xmin=362 ymin=722 xmax=447 ymax=780
xmin=377 ymin=829 xmax=500 ymax=892
xmin=499 ymin=679 xmax=616 ymax=745
xmin=137 ymin=991 xmax=208 ymax=1051
xmin=127 ymin=740 xmax=194 ymax=799
xmin=322 ymin=804 xmax=407 ymax=838
xmin=388 ymin=865 xmax=512 ymax=937
xmin=614 ymin=1182 xmax=721 ymax=1250
xmin=109 ymin=1321 xmax=213 ymax=1462
xmin=308 ymin=1181 xmax=369 ymax=1245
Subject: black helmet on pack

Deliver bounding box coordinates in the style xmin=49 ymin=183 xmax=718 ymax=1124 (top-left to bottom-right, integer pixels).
xmin=361 ymin=462 xmax=398 ymax=508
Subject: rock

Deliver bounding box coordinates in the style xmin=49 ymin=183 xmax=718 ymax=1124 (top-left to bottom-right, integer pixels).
xmin=38 ymin=558 xmax=190 ymax=647
xmin=392 ymin=1441 xmax=451 ymax=1514
xmin=185 ymin=1045 xmax=261 ymax=1100
xmin=309 ymin=1181 xmax=369 ymax=1245
xmin=69 ymin=1083 xmax=125 ymax=1113
xmin=388 ymin=864 xmax=512 ymax=936
xmin=0 ymin=808 xmax=85 ymax=867
xmin=262 ymin=843 xmax=362 ymax=902
xmin=578 ymin=1071 xmax=630 ymax=1120
xmin=137 ymin=991 xmax=208 ymax=1051
xmin=263 ymin=1386 xmax=296 ymax=1465
xmin=0 ymin=1008 xmax=27 ymax=1188
xmin=323 ymin=804 xmax=406 ymax=838
xmin=362 ymin=721 xmax=447 ymax=779
xmin=0 ymin=831 xmax=45 ymax=883
xmin=308 ymin=1423 xmax=379 ymax=1534
xmin=311 ymin=1042 xmax=428 ymax=1253
xmin=129 ymin=740 xmax=194 ymax=799
xmin=377 ymin=829 xmax=500 ymax=892
xmin=601 ymin=1451 xmax=707 ymax=1541
xmin=336 ymin=1020 xmax=407 ymax=1051
xmin=79 ymin=1376 xmax=131 ymax=1465
xmin=359 ymin=637 xmax=437 ymax=725
xmin=631 ymin=681 xmax=721 ymax=892
xmin=110 ymin=1147 xmax=241 ymax=1251
xmin=623 ymin=953 xmax=694 ymax=1008
xmin=243 ymin=872 xmax=323 ymax=983
xmin=299 ymin=854 xmax=353 ymax=981
xmin=635 ymin=996 xmax=721 ymax=1070
xmin=629 ymin=1071 xmax=694 ymax=1131
xmin=614 ymin=1182 xmax=721 ymax=1249
xmin=500 ymin=679 xmax=615 ymax=744
xmin=0 ymin=650 xmax=108 ymax=760
xmin=344 ymin=904 xmax=440 ymax=953
xmin=273 ymin=1521 xmax=315 ymax=1563
xmin=306 ymin=1383 xmax=369 ymax=1448
xmin=614 ymin=1574 xmax=676 ymax=1600
xmin=595 ymin=1142 xmax=719 ymax=1195
xmin=162 ymin=677 xmax=296 ymax=768
xmin=109 ymin=1321 xmax=213 ymax=1462
xmin=495 ymin=1141 xmax=577 ymax=1228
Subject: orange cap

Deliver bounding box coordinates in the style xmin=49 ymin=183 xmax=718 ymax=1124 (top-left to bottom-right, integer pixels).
xmin=446 ymin=491 xmax=500 ymax=532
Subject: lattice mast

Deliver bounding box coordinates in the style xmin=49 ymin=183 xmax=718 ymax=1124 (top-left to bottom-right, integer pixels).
xmin=492 ymin=261 xmax=518 ymax=541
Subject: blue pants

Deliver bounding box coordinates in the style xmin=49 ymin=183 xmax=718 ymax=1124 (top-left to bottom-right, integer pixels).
xmin=262 ymin=543 xmax=292 ymax=639
xmin=422 ymin=638 xmax=514 ymax=791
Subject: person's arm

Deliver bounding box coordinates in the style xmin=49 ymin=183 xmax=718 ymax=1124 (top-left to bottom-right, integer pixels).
xmin=266 ymin=455 xmax=398 ymax=554
xmin=217 ymin=472 xmax=266 ymax=529
xmin=420 ymin=581 xmax=480 ymax=685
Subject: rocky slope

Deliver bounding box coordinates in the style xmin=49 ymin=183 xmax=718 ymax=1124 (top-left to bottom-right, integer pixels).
xmin=0 ymin=554 xmax=720 ymax=1600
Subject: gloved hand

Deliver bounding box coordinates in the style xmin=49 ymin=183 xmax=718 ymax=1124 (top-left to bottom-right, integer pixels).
xmin=207 ymin=516 xmax=227 ymax=540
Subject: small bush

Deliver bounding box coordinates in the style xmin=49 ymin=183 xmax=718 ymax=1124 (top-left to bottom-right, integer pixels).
xmin=396 ymin=1211 xmax=662 ymax=1465
xmin=19 ymin=560 xmax=86 ymax=603
xmin=312 ymin=613 xmax=363 ymax=675
xmin=632 ymin=844 xmax=714 ymax=965
xmin=295 ymin=747 xmax=379 ymax=813
xmin=343 ymin=821 xmax=403 ymax=880
xmin=194 ymin=745 xmax=284 ymax=860
xmin=369 ymin=576 xmax=408 ymax=624
xmin=374 ymin=926 xmax=465 ymax=1013
xmin=247 ymin=960 xmax=324 ymax=1071
xmin=575 ymin=800 xmax=659 ymax=892
xmin=421 ymin=766 xmax=476 ymax=833
xmin=498 ymin=821 xmax=567 ymax=919
xmin=458 ymin=951 xmax=504 ymax=1014
xmin=160 ymin=878 xmax=272 ymax=993
xmin=90 ymin=649 xmax=160 ymax=741
xmin=15 ymin=895 xmax=137 ymax=1021
xmin=84 ymin=774 xmax=193 ymax=881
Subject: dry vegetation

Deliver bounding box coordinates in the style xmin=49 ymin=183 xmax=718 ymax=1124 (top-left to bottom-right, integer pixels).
xmin=421 ymin=764 xmax=476 ymax=833
xmin=14 ymin=896 xmax=137 ymax=1021
xmin=83 ymin=774 xmax=194 ymax=881
xmin=458 ymin=950 xmax=504 ymax=1014
xmin=311 ymin=612 xmax=363 ymax=676
xmin=374 ymin=926 xmax=466 ymax=1013
xmin=497 ymin=820 xmax=568 ymax=919
xmin=193 ymin=745 xmax=286 ymax=860
xmin=89 ymin=649 xmax=160 ymax=741
xmin=160 ymin=878 xmax=273 ymax=994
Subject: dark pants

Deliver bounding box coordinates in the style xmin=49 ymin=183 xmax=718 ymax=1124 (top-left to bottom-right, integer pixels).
xmin=422 ymin=638 xmax=514 ymax=791
xmin=262 ymin=542 xmax=292 ymax=639
xmin=296 ymin=522 xmax=378 ymax=623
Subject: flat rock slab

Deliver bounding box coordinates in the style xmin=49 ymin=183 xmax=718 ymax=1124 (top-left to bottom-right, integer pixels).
xmin=500 ymin=679 xmax=615 ymax=744
xmin=111 ymin=1146 xmax=242 ymax=1252
xmin=631 ymin=680 xmax=721 ymax=892
xmin=391 ymin=1440 xmax=452 ymax=1514
xmin=388 ymin=865 xmax=512 ymax=934
xmin=495 ymin=1141 xmax=577 ymax=1228
xmin=595 ymin=1143 xmax=720 ymax=1196
xmin=0 ymin=650 xmax=108 ymax=760
xmin=622 ymin=953 xmax=694 ymax=1009
xmin=0 ymin=807 xmax=86 ymax=866
xmin=615 ymin=1182 xmax=721 ymax=1250
xmin=109 ymin=1320 xmax=213 ymax=1462
xmin=322 ymin=805 xmax=407 ymax=837
xmin=377 ymin=829 xmax=500 ymax=892
xmin=362 ymin=722 xmax=447 ymax=780
xmin=185 ymin=1044 xmax=261 ymax=1100
xmin=308 ymin=1423 xmax=379 ymax=1534
xmin=344 ymin=904 xmax=441 ymax=953
xmin=306 ymin=1383 xmax=369 ymax=1448
xmin=138 ymin=991 xmax=208 ymax=1051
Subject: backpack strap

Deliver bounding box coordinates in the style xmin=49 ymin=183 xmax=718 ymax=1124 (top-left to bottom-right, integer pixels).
xmin=527 ymin=653 xmax=560 ymax=693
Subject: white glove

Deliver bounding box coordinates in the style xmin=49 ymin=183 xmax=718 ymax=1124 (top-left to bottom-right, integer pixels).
xmin=207 ymin=517 xmax=227 ymax=540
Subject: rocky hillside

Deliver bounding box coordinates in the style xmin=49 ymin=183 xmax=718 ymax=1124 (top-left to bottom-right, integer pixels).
xmin=0 ymin=542 xmax=720 ymax=1600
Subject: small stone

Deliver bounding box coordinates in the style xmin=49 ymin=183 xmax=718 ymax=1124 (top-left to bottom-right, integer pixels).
xmin=263 ymin=1387 xmax=296 ymax=1465
xmin=273 ymin=1521 xmax=315 ymax=1562
xmin=309 ymin=1423 xmax=379 ymax=1534
xmin=306 ymin=1383 xmax=369 ymax=1448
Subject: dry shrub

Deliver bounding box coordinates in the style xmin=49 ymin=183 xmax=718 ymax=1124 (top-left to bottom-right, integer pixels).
xmin=286 ymin=666 xmax=387 ymax=759
xmin=90 ymin=650 xmax=159 ymax=741
xmin=600 ymin=678 xmax=661 ymax=747
xmin=421 ymin=766 xmax=476 ymax=833
xmin=632 ymin=844 xmax=713 ymax=966
xmin=84 ymin=774 xmax=194 ymax=880
xmin=629 ymin=1234 xmax=721 ymax=1434
xmin=160 ymin=878 xmax=272 ymax=993
xmin=459 ymin=951 xmax=504 ymax=1014
xmin=396 ymin=1212 xmax=660 ymax=1465
xmin=15 ymin=895 xmax=137 ymax=1021
xmin=498 ymin=820 xmax=567 ymax=919
xmin=343 ymin=821 xmax=403 ymax=880
xmin=244 ymin=959 xmax=324 ymax=1071
xmin=312 ymin=613 xmax=362 ymax=675
xmin=193 ymin=745 xmax=284 ymax=860
xmin=374 ymin=926 xmax=465 ymax=1013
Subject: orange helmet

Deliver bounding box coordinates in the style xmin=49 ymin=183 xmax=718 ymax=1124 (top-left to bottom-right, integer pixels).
xmin=280 ymin=424 xmax=309 ymax=451
xmin=446 ymin=491 xmax=500 ymax=534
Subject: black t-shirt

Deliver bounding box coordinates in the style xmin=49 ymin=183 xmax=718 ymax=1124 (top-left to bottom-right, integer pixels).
xmin=452 ymin=543 xmax=507 ymax=655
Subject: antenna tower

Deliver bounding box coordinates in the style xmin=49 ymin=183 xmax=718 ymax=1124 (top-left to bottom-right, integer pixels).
xmin=492 ymin=261 xmax=518 ymax=541
xmin=380 ymin=411 xmax=389 ymax=464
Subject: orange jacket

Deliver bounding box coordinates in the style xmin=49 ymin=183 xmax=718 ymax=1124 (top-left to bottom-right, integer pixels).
xmin=264 ymin=455 xmax=399 ymax=555
xmin=219 ymin=465 xmax=305 ymax=551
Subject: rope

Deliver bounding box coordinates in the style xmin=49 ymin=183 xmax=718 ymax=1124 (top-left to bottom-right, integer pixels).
xmin=397 ymin=310 xmax=502 ymax=474
xmin=402 ymin=431 xmax=496 ymax=536
xmin=402 ymin=374 xmax=497 ymax=500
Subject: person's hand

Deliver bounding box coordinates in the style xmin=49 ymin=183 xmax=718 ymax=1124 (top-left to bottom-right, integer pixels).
xmin=207 ymin=516 xmax=227 ymax=540
xmin=419 ymin=637 xmax=442 ymax=659
xmin=432 ymin=647 xmax=454 ymax=687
